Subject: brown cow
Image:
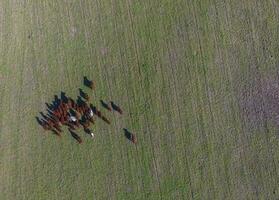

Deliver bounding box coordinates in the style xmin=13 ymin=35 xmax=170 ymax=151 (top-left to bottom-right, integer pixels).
xmin=89 ymin=81 xmax=95 ymax=90
xmin=131 ymin=134 xmax=137 ymax=144
xmin=101 ymin=116 xmax=111 ymax=124
xmin=124 ymin=129 xmax=137 ymax=144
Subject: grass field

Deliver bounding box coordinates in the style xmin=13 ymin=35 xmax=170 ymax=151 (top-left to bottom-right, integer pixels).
xmin=1 ymin=0 xmax=279 ymax=199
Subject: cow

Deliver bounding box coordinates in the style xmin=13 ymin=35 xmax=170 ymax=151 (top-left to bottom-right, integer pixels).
xmin=131 ymin=134 xmax=137 ymax=144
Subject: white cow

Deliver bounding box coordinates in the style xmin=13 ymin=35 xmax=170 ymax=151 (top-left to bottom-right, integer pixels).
xmin=89 ymin=109 xmax=94 ymax=117
xmin=69 ymin=115 xmax=77 ymax=122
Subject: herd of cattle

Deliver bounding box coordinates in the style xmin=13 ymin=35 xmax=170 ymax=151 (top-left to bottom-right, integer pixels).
xmin=36 ymin=77 xmax=137 ymax=144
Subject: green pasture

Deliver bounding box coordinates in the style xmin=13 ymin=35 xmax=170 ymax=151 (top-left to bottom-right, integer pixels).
xmin=0 ymin=0 xmax=278 ymax=199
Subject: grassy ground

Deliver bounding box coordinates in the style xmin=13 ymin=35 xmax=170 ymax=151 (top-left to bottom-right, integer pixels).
xmin=0 ymin=0 xmax=279 ymax=199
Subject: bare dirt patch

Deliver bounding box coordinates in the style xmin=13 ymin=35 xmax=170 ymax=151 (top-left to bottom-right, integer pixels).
xmin=237 ymin=69 xmax=279 ymax=133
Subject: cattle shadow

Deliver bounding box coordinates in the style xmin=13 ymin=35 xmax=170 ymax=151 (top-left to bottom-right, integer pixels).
xmin=68 ymin=128 xmax=82 ymax=144
xmin=90 ymin=104 xmax=101 ymax=118
xmin=123 ymin=128 xmax=137 ymax=144
xmin=111 ymin=101 xmax=123 ymax=114
xmin=77 ymin=96 xmax=86 ymax=106
xmin=84 ymin=128 xmax=92 ymax=135
xmin=35 ymin=116 xmax=44 ymax=126
xmin=39 ymin=112 xmax=48 ymax=120
xmin=47 ymin=113 xmax=59 ymax=122
xmin=84 ymin=76 xmax=93 ymax=89
xmin=46 ymin=108 xmax=55 ymax=116
xmin=79 ymin=88 xmax=89 ymax=100
xmin=123 ymin=128 xmax=132 ymax=141
xmin=101 ymin=116 xmax=111 ymax=124
xmin=45 ymin=102 xmax=54 ymax=110
xmin=60 ymin=91 xmax=68 ymax=103
xmin=52 ymin=129 xmax=61 ymax=137
xmin=45 ymin=92 xmax=67 ymax=111
xmin=100 ymin=100 xmax=112 ymax=111
xmin=89 ymin=104 xmax=94 ymax=111
xmin=53 ymin=95 xmax=61 ymax=107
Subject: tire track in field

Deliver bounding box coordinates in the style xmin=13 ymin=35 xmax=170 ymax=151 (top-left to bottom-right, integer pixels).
xmin=189 ymin=1 xmax=224 ymax=198
xmin=192 ymin=2 xmax=238 ymax=198
xmin=137 ymin=3 xmax=183 ymax=198
xmin=153 ymin=1 xmax=186 ymax=195
xmin=174 ymin=2 xmax=216 ymax=198
xmin=105 ymin=3 xmax=131 ymax=196
xmin=110 ymin=1 xmax=149 ymax=197
xmin=209 ymin=0 xmax=234 ymax=196
xmin=24 ymin=4 xmax=52 ymax=198
xmin=124 ymin=0 xmax=163 ymax=198
xmin=28 ymin=3 xmax=51 ymax=198
xmin=153 ymin=3 xmax=193 ymax=198
xmin=140 ymin=1 xmax=193 ymax=196
xmin=197 ymin=2 xmax=240 ymax=196
xmin=115 ymin=1 xmax=154 ymax=197
xmin=165 ymin=2 xmax=202 ymax=198
xmin=96 ymin=0 xmax=142 ymax=198
xmin=9 ymin=5 xmax=36 ymax=197
xmin=1 ymin=2 xmax=34 ymax=197
xmin=95 ymin=0 xmax=118 ymax=198
xmin=109 ymin=1 xmax=138 ymax=196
